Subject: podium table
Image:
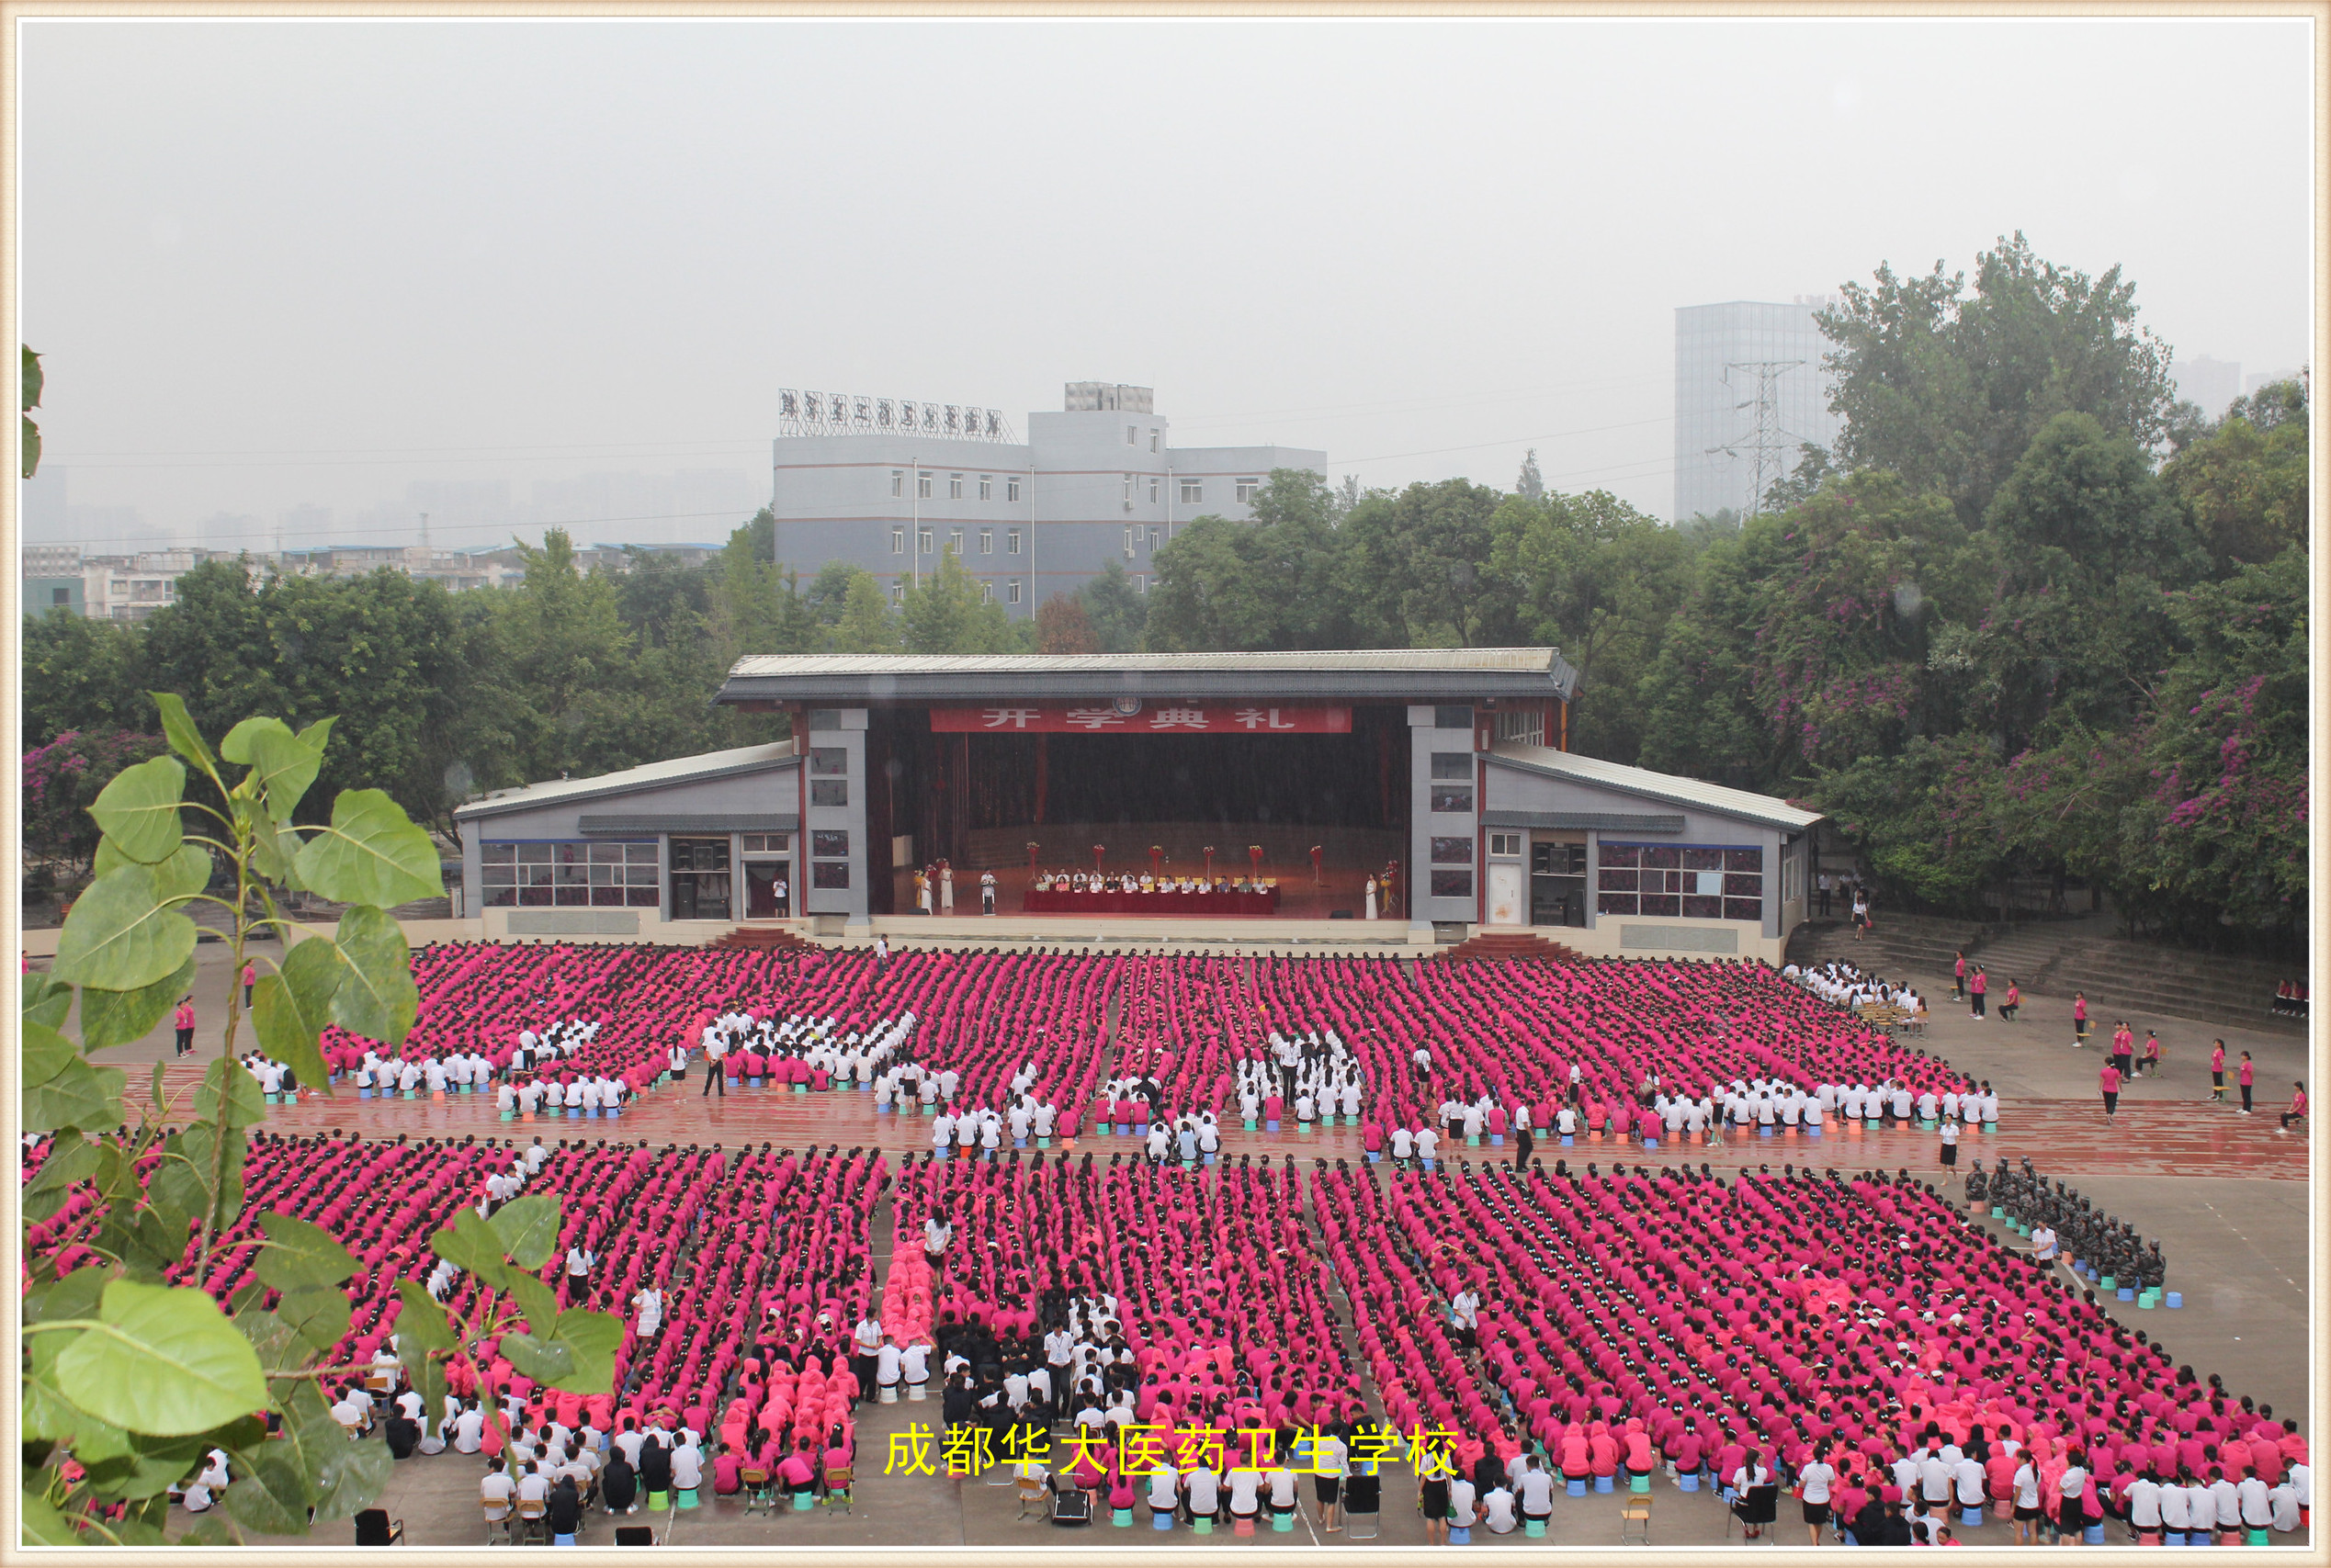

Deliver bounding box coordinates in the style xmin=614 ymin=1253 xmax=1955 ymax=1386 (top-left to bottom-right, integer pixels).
xmin=1022 ymin=887 xmax=1280 ymax=917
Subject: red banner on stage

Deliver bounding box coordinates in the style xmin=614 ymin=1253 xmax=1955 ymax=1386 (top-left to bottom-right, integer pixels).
xmin=930 ymin=703 xmax=1351 ymax=735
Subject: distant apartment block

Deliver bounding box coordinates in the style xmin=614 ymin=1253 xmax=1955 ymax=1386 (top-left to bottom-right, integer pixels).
xmin=767 ymin=381 xmax=1326 ymax=617
xmin=2173 ymin=356 xmax=2243 ymax=420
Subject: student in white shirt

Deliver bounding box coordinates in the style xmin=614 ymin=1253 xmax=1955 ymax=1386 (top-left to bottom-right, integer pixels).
xmin=1797 ymin=1451 xmax=1837 ymax=1544
xmin=1481 ymin=1481 xmax=1518 ymax=1534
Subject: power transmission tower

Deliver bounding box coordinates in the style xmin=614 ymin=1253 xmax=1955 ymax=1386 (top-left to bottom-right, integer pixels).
xmin=1704 ymin=360 xmax=1803 ymax=517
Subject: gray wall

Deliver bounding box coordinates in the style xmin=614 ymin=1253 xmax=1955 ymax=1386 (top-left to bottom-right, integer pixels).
xmin=768 ymin=406 xmax=1324 ymax=617
xmin=1409 ymin=705 xmax=1480 ymax=930
xmin=802 ymin=709 xmax=868 ymax=921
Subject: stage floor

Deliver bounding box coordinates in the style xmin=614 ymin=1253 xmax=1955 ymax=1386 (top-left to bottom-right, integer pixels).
xmin=888 ymin=858 xmax=1408 ymax=921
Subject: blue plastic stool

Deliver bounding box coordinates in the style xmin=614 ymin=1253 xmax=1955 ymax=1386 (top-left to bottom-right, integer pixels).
xmin=1366 ymin=1151 xmax=1381 ymax=1163
xmin=1448 ymin=1527 xmax=1470 ymax=1544
xmin=1594 ymin=1474 xmax=1613 ymax=1493
xmin=2082 ymin=1524 xmax=2104 ymax=1545
xmin=1561 ymin=1134 xmax=1574 ymax=1146
xmin=1152 ymin=1510 xmax=1174 ymax=1530
xmin=1266 ymin=1119 xmax=1280 ymax=1132
xmin=358 ymin=1087 xmax=373 ymax=1100
xmin=934 ymin=1147 xmax=949 ymax=1160
xmin=1759 ymin=1125 xmax=1774 ymax=1136
xmin=2118 ymin=1286 xmax=2135 ymax=1301
xmin=1566 ymin=1478 xmax=1587 ymax=1497
xmin=553 ymin=1532 xmax=576 ymax=1546
xmin=2167 ymin=1292 xmax=2185 ymax=1309
xmin=1678 ymin=1473 xmax=1700 ymax=1492
xmin=1117 ymin=1123 xmax=1132 ymax=1136
xmin=1490 ymin=1134 xmax=1503 ymax=1146
xmin=1643 ymin=1136 xmax=1659 ymax=1148
xmin=747 ymin=1077 xmax=763 ymax=1089
xmin=1808 ymin=1124 xmax=1823 ymax=1137
xmin=1962 ymin=1506 xmax=1984 ymax=1528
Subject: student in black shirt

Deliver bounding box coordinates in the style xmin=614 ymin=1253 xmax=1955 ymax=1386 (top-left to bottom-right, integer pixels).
xmin=601 ymin=1452 xmax=638 ymax=1515
xmin=638 ymin=1435 xmax=673 ymax=1498
xmin=384 ymin=1415 xmax=419 ymax=1461
xmin=547 ymin=1476 xmax=583 ymax=1538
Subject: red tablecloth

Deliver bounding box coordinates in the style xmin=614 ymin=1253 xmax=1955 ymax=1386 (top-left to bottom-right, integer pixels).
xmin=1022 ymin=887 xmax=1280 ymax=917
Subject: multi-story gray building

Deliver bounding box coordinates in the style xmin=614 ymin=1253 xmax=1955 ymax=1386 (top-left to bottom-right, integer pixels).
xmin=2173 ymin=355 xmax=2243 ymax=419
xmin=1672 ymin=299 xmax=1843 ymax=524
xmin=767 ymin=382 xmax=1325 ymax=617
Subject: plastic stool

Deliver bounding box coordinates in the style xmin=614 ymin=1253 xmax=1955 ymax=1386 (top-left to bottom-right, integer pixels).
xmin=1265 ymin=1119 xmax=1279 ymax=1133
xmin=2138 ymin=1291 xmax=2157 ymax=1309
xmin=1490 ymin=1134 xmax=1503 ymax=1146
xmin=676 ymin=1488 xmax=699 ymax=1510
xmin=1152 ymin=1510 xmax=1173 ymax=1530
xmin=1273 ymin=1509 xmax=1294 ymax=1532
xmin=1037 ymin=1137 xmax=1050 ymax=1148
xmin=1567 ymin=1478 xmax=1587 ymax=1497
xmin=645 ymin=1491 xmax=668 ymax=1511
xmin=2246 ymin=1529 xmax=2269 ymax=1546
xmin=1628 ymin=1472 xmax=1650 ymax=1494
xmin=1963 ymin=1506 xmax=1984 ymax=1528
xmin=2167 ymin=1292 xmax=2184 ymax=1308
xmin=2165 ymin=1531 xmax=2189 ymax=1546
xmin=1594 ymin=1474 xmax=1613 ymax=1493
xmin=1449 ymin=1527 xmax=1470 ymax=1544
xmin=1192 ymin=1517 xmax=1213 ymax=1535
xmin=879 ymin=1386 xmax=899 ymax=1404
xmin=1524 ymin=1517 xmax=1547 ymax=1537
xmin=500 ymin=1111 xmax=515 ymax=1122
xmin=1466 ymin=1134 xmax=1480 ymax=1146
xmin=358 ymin=1087 xmax=373 ymax=1100
xmin=2082 ymin=1523 xmax=2104 ymax=1545
xmin=1112 ymin=1508 xmax=1132 ymax=1527
xmin=792 ymin=1491 xmax=814 ymax=1511
xmin=1232 ymin=1517 xmax=1255 ymax=1536
xmin=1561 ymin=1134 xmax=1574 ymax=1146
xmin=553 ymin=1532 xmax=576 ymax=1546
xmin=747 ymin=1077 xmax=762 ymax=1089
xmin=1242 ymin=1119 xmax=1258 ymax=1131
xmin=907 ymin=1382 xmax=928 ymax=1401
xmin=2118 ymin=1286 xmax=2135 ymax=1301
xmin=1117 ymin=1123 xmax=1132 ymax=1136
xmin=1678 ymin=1473 xmax=1699 ymax=1493
xmin=2101 ymin=1275 xmax=2117 ymax=1292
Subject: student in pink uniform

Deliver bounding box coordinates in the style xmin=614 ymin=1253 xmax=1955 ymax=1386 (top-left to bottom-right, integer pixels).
xmin=2072 ymin=992 xmax=2089 ymax=1046
xmin=2277 ymin=1082 xmax=2306 ymax=1134
xmin=2099 ymin=1062 xmax=2122 ymax=1118
xmin=2238 ymin=1052 xmax=2256 ymax=1114
xmin=2210 ymin=1040 xmax=2228 ymax=1102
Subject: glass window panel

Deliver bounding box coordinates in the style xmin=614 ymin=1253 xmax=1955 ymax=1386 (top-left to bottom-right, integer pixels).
xmin=1680 ymin=895 xmax=1724 ymax=919
xmin=554 ymin=883 xmax=590 ymax=907
xmin=1429 ymin=752 xmax=1473 ymax=781
xmin=518 ymin=843 xmax=553 ymax=864
xmin=482 ymin=864 xmax=516 ymax=886
xmin=519 ymin=864 xmax=554 ymax=887
xmin=1429 ymin=870 xmax=1473 ymax=898
xmin=517 ymin=884 xmax=552 ymax=907
xmin=1723 ymin=897 xmax=1763 ymax=922
xmin=590 ymin=842 xmax=625 ymax=863
xmin=1597 ymin=869 xmax=1637 ymax=892
xmin=626 ymin=864 xmax=659 ymax=886
xmin=1642 ymin=846 xmax=1681 ymax=870
xmin=553 ymin=863 xmax=589 ymax=886
xmin=1429 ymin=787 xmax=1474 ymax=814
xmin=811 ymin=861 xmax=851 ymax=889
xmin=1429 ymin=837 xmax=1473 ymax=864
xmin=1725 ymin=848 xmax=1764 ymax=873
xmin=483 ymin=886 xmax=516 ymax=908
xmin=1433 ymin=705 xmax=1472 ymax=730
xmin=553 ymin=842 xmax=586 ymax=865
xmin=1599 ymin=844 xmax=1640 ymax=868
xmin=590 ymin=885 xmax=625 ymax=907
xmin=626 ymin=842 xmax=658 ymax=864
xmin=1723 ymin=873 xmax=1761 ymax=898
xmin=810 ymin=747 xmax=849 ymax=776
xmin=1639 ymin=894 xmax=1680 ymax=917
xmin=811 ymin=830 xmax=849 ymax=858
xmin=588 ymin=864 xmax=615 ymax=885
xmin=482 ymin=843 xmax=516 ymax=864
xmin=1596 ymin=892 xmax=1638 ymax=916
xmin=810 ymin=779 xmax=849 ymax=807
xmin=1681 ymin=847 xmax=1725 ymax=872
xmin=625 ymin=886 xmax=659 ymax=908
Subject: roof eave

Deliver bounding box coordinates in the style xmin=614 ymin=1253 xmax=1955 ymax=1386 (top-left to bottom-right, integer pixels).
xmin=451 ymin=750 xmax=800 ymax=822
xmin=1483 ymin=750 xmax=1822 ymax=834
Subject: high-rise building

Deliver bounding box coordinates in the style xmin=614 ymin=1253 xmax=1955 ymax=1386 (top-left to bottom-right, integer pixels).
xmin=2245 ymin=366 xmax=2303 ymax=398
xmin=767 ymin=383 xmax=1324 ymax=617
xmin=1672 ymin=299 xmax=1842 ymax=524
xmin=2173 ymin=356 xmax=2243 ymax=420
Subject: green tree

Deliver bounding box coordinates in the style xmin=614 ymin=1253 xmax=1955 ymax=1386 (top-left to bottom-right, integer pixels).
xmin=1336 ymin=477 xmax=1514 ymax=648
xmin=831 ymin=569 xmax=900 ymax=654
xmin=1077 ymin=558 xmax=1151 ymax=654
xmin=22 ymin=729 xmax=169 ymax=874
xmin=1035 ymin=592 xmax=1100 ymax=655
xmin=22 ymin=608 xmax=150 ymax=746
xmin=2158 ymin=375 xmax=2311 ymax=570
xmin=1514 ymin=448 xmax=1545 ymax=502
xmin=1819 ymin=232 xmax=2179 ymax=525
xmin=1143 ymin=471 xmax=1350 ymax=652
xmin=898 ymin=548 xmax=1016 ymax=654
xmin=801 ymin=560 xmax=863 ymax=628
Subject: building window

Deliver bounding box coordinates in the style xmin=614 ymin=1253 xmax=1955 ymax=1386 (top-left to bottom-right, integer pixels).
xmin=1488 ymin=832 xmax=1523 ymax=858
xmin=891 ymin=470 xmax=904 ymax=497
xmin=1430 ymin=752 xmax=1472 ymax=781
xmin=949 ymin=474 xmax=964 ymax=499
xmin=890 ymin=528 xmax=905 ymax=556
xmin=1430 ymin=870 xmax=1474 ymax=899
xmin=1148 ymin=526 xmax=1160 ymax=551
xmin=741 ymin=833 xmax=791 ymax=853
xmin=890 ymin=581 xmax=905 ymax=604
xmin=1595 ymin=842 xmax=1763 ymax=921
xmin=811 ymin=829 xmax=850 ymax=857
xmin=946 ymin=529 xmax=963 ymax=557
xmin=1123 ymin=526 xmax=1136 ymax=557
xmin=979 ymin=580 xmax=994 ymax=604
xmin=810 ymin=779 xmax=849 ymax=807
xmin=979 ymin=475 xmax=992 ymax=501
xmin=1236 ymin=478 xmax=1260 ymax=502
xmin=1429 ymin=786 xmax=1475 ymax=815
xmin=1134 ymin=574 xmax=1147 ymax=594
xmin=1180 ymin=480 xmax=1203 ymax=505
xmin=1007 ymin=477 xmax=1021 ymax=502
xmin=1493 ymin=709 xmax=1546 ymax=747
xmin=667 ymin=837 xmax=733 ymax=921
xmin=1149 ymin=429 xmax=1160 ymax=452
xmin=811 ymin=860 xmax=851 ymax=889
xmin=1123 ymin=475 xmax=1134 ymax=504
xmin=481 ymin=840 xmax=656 ymax=909
xmin=1430 ymin=836 xmax=1473 ymax=864
xmin=919 ymin=528 xmax=934 ymax=555
xmin=810 ymin=747 xmax=849 ymax=775
xmin=917 ymin=471 xmax=933 ymax=499
xmin=1007 ymin=528 xmax=1022 ymax=555
xmin=1126 ymin=424 xmax=1137 ymax=446
xmin=1007 ymin=580 xmax=1023 ymax=604
xmin=1149 ymin=477 xmax=1160 ymax=503
xmin=979 ymin=528 xmax=993 ymax=555
xmin=1533 ymin=841 xmax=1588 ymax=876
xmin=1434 ymin=705 xmax=1473 ymax=731
xmin=51 ymin=587 xmax=68 ymax=606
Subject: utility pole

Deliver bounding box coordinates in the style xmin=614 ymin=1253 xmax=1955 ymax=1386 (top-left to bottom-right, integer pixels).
xmin=1706 ymin=360 xmax=1803 ymax=517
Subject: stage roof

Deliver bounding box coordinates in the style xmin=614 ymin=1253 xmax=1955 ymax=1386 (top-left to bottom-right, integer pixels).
xmin=452 ymin=739 xmax=797 ymax=822
xmin=716 ymin=647 xmax=1579 ymax=705
xmin=1486 ymin=741 xmax=1825 ymax=834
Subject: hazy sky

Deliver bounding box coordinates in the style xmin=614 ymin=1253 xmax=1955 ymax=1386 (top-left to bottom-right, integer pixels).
xmin=17 ymin=17 xmax=2316 ymax=549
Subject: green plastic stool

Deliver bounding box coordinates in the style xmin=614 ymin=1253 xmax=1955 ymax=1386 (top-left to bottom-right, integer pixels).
xmin=1243 ymin=1119 xmax=1258 ymax=1131
xmin=1272 ymin=1510 xmax=1294 ymax=1532
xmin=1193 ymin=1517 xmax=1213 ymax=1535
xmin=1629 ymin=1473 xmax=1651 ymax=1494
xmin=1113 ymin=1508 xmax=1132 ymax=1527
xmin=499 ymin=1111 xmax=515 ymax=1122
xmin=646 ymin=1491 xmax=669 ymax=1511
xmin=2100 ymin=1275 xmax=2116 ymax=1292
xmin=1525 ymin=1518 xmax=1547 ymax=1538
xmin=1466 ymin=1134 xmax=1481 ymax=1146
xmin=676 ymin=1487 xmax=699 ymax=1510
xmin=792 ymin=1491 xmax=814 ymax=1511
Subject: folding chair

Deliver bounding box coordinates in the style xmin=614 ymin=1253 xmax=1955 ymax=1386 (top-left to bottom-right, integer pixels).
xmin=1014 ymin=1468 xmax=1051 ymax=1520
xmin=1620 ymin=1491 xmax=1652 ymax=1546
xmin=354 ymin=1507 xmax=404 ymax=1546
xmin=514 ymin=1498 xmax=550 ymax=1546
xmin=821 ymin=1462 xmax=853 ymax=1513
xmin=1345 ymin=1506 xmax=1379 ymax=1540
xmin=482 ymin=1500 xmax=515 ymax=1545
xmin=738 ymin=1467 xmax=774 ymax=1517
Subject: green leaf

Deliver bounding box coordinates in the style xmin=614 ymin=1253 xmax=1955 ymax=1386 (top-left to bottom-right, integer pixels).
xmin=428 ymin=1208 xmax=517 ymax=1289
xmin=21 ymin=1134 xmax=99 ymax=1227
xmin=24 ymin=1057 xmax=126 ymax=1135
xmin=497 ymin=1331 xmax=575 ymax=1386
xmin=177 ymin=1515 xmax=239 ymax=1546
xmin=276 ymin=1378 xmax=389 ymax=1525
xmin=195 ymin=1057 xmax=267 ymax=1131
xmin=51 ymin=863 xmax=199 ymax=991
xmin=27 ymin=1261 xmax=111 ymax=1326
xmin=232 ymin=1308 xmax=308 ymax=1375
xmin=219 ymin=1442 xmax=311 ymax=1537
xmin=153 ymin=840 xmax=215 ymax=904
xmin=79 ymin=953 xmax=199 ymax=1053
xmin=243 ymin=800 xmax=304 ymax=890
xmin=23 ymin=1018 xmax=75 ymax=1088
xmin=325 ymin=908 xmax=418 ymax=1048
xmin=417 ymin=1352 xmax=449 ymax=1436
xmin=296 ymin=715 xmax=338 ymax=757
xmin=78 ymin=1431 xmax=213 ymax=1503
xmin=146 ymin=1155 xmax=210 ymax=1240
xmin=392 ymin=1281 xmax=458 ymax=1354
xmin=545 ymin=1308 xmax=624 ymax=1394
xmin=277 ymin=1282 xmax=352 ymax=1354
xmin=88 ymin=754 xmax=187 ymax=864
xmin=505 ymin=1271 xmax=561 ymax=1336
xmin=20 ymin=1486 xmax=79 ymax=1545
xmin=246 ymin=726 xmax=325 ymax=824
xmin=251 ymin=938 xmax=343 ymax=1092
xmin=219 ymin=716 xmax=290 ymax=765
xmin=53 ymin=1280 xmax=270 ymax=1437
xmin=180 ymin=1121 xmax=245 ymax=1235
xmin=24 ymin=341 xmax=44 ymax=410
xmin=254 ymin=1213 xmax=356 ymax=1290
xmin=487 ymin=1193 xmax=562 ymax=1271
xmin=293 ymin=787 xmax=443 ymax=908
xmin=23 ymin=971 xmax=74 ymax=1029
xmin=149 ymin=693 xmax=218 ymax=776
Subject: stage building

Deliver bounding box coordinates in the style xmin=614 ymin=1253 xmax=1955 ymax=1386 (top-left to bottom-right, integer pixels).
xmin=452 ymin=649 xmax=1820 ymax=962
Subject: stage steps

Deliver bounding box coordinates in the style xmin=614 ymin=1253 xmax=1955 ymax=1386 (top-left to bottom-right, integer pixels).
xmin=1434 ymin=931 xmax=1581 ymax=964
xmin=705 ymin=924 xmax=815 ymax=953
